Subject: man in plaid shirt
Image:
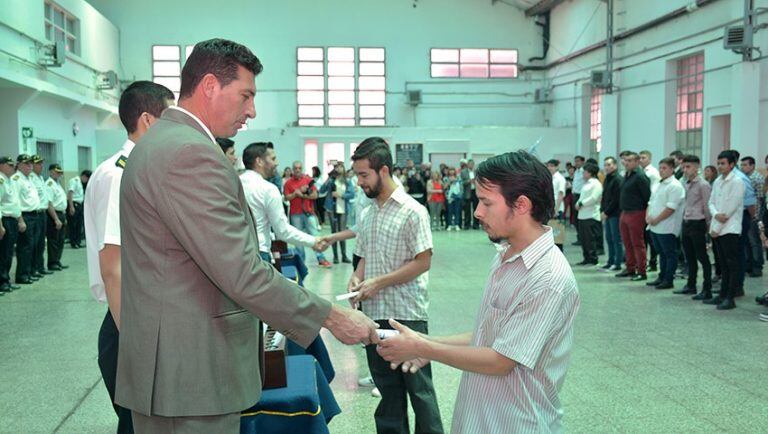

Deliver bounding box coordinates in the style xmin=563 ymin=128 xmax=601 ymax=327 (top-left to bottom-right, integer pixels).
xmin=347 ymin=137 xmax=443 ymax=433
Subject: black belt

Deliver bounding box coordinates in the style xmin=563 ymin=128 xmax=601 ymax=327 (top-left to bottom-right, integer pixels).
xmin=22 ymin=210 xmax=44 ymax=215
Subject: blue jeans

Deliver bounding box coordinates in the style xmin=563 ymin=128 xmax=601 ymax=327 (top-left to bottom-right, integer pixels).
xmin=447 ymin=200 xmax=462 ymax=227
xmin=289 ymin=213 xmax=327 ymax=265
xmin=651 ymin=232 xmax=677 ymax=283
xmin=604 ymin=216 xmax=624 ymax=267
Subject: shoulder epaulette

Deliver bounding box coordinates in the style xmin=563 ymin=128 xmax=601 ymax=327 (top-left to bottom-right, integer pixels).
xmin=0 ymin=178 xmax=4 ymax=184
xmin=115 ymin=155 xmax=128 ymax=169
xmin=12 ymin=175 xmax=19 ymax=181
xmin=46 ymin=180 xmax=54 ymax=186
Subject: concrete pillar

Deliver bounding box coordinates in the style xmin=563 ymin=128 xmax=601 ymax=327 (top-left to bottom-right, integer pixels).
xmin=730 ymin=62 xmax=761 ymax=158
xmin=601 ymin=92 xmax=619 ymax=158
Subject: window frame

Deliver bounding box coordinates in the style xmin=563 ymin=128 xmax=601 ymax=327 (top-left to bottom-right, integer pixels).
xmin=44 ymin=0 xmax=80 ymax=56
xmin=430 ymin=47 xmax=518 ymax=79
xmin=674 ymin=53 xmax=705 ymax=157
xmin=151 ymin=45 xmax=182 ymax=101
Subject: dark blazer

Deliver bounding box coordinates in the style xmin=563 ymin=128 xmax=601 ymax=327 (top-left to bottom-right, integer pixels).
xmin=116 ymin=108 xmax=331 ymax=417
xmin=601 ymin=171 xmax=624 ymax=217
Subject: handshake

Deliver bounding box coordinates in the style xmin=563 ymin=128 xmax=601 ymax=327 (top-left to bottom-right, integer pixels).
xmin=312 ymin=236 xmax=332 ymax=252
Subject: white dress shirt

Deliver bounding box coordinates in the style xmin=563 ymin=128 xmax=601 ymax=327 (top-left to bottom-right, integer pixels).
xmin=571 ymin=167 xmax=585 ymax=194
xmin=15 ymin=172 xmax=41 ymax=212
xmin=67 ymin=177 xmax=84 ymax=203
xmin=45 ymin=177 xmax=68 ymax=212
xmin=648 ymin=176 xmax=686 ymax=235
xmin=552 ymin=171 xmax=566 ymax=214
xmin=644 ymin=165 xmax=661 ymax=194
xmin=708 ymin=170 xmax=745 ymax=236
xmin=30 ymin=172 xmax=49 ymax=211
xmin=84 ymin=139 xmax=134 ymax=302
xmin=577 ymin=177 xmax=602 ymax=221
xmin=239 ymin=169 xmax=315 ymax=255
xmin=0 ymin=173 xmax=21 ymax=218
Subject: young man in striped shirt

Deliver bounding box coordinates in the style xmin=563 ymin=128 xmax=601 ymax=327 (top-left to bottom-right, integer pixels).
xmin=378 ymin=151 xmax=580 ymax=433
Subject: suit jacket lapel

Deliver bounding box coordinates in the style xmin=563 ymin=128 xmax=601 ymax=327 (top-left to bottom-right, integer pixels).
xmin=160 ymin=108 xmax=215 ymax=145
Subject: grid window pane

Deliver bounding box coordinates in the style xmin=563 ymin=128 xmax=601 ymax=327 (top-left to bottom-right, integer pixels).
xmin=360 ymin=48 xmax=385 ymax=62
xmin=359 ymin=76 xmax=385 ymax=90
xmin=153 ymin=45 xmax=180 ymax=61
xmin=328 ymin=105 xmax=355 ymax=118
xmin=153 ymin=61 xmax=180 ymax=76
xmin=327 ymin=62 xmax=355 ymax=76
xmin=298 ymin=61 xmax=324 ymax=76
xmin=153 ymin=77 xmax=181 ymax=92
xmin=675 ymin=51 xmax=704 ymax=159
xmin=328 ymin=118 xmax=356 ymax=126
xmin=460 ymin=49 xmax=489 ymax=63
xmin=359 ymin=105 xmax=385 ymax=118
xmin=431 ymin=64 xmax=459 ymax=78
xmin=297 ymin=91 xmax=325 ymax=105
xmin=54 ymin=9 xmax=64 ymax=27
xmin=328 ymin=76 xmax=355 ymax=90
xmin=358 ymin=91 xmax=385 ymax=105
xmin=328 ymin=47 xmax=354 ymax=62
xmin=328 ymin=91 xmax=355 ymax=105
xmin=490 ymin=49 xmax=518 ymax=63
xmin=360 ymin=119 xmax=385 ymax=126
xmin=299 ymin=119 xmax=324 ymax=127
xmin=460 ymin=63 xmax=489 ymax=78
xmin=298 ymin=47 xmax=324 ymax=61
xmin=490 ymin=64 xmax=518 ymax=78
xmin=298 ymin=105 xmax=324 ymax=118
xmin=297 ymin=75 xmax=325 ymax=90
xmin=359 ymin=62 xmax=385 ymax=76
xmin=431 ymin=48 xmax=459 ymax=63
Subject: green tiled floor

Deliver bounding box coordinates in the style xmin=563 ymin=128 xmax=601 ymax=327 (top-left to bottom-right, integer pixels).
xmin=1 ymin=227 xmax=766 ymax=433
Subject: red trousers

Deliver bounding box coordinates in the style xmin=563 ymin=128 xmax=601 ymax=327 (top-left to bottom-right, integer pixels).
xmin=620 ymin=210 xmax=647 ymax=274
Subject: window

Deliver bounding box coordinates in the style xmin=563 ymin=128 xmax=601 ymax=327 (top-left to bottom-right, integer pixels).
xmin=675 ymin=53 xmax=704 ymax=156
xmin=44 ymin=1 xmax=80 ymax=56
xmin=323 ymin=142 xmax=346 ymax=172
xmin=152 ymin=45 xmax=181 ymax=101
xmin=77 ymin=146 xmax=91 ymax=171
xmin=430 ymin=48 xmax=518 ymax=79
xmin=297 ymin=46 xmax=386 ymax=126
xmin=589 ymin=87 xmax=604 ymax=156
xmin=304 ymin=140 xmax=318 ymax=175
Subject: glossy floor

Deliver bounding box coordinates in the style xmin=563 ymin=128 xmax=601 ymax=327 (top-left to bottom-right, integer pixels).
xmin=0 ymin=228 xmax=766 ymax=433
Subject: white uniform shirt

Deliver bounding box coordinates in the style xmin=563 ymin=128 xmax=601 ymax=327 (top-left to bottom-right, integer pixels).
xmin=239 ymin=169 xmax=315 ymax=255
xmin=0 ymin=173 xmax=21 ymax=218
xmin=84 ymin=139 xmax=134 ymax=302
xmin=571 ymin=167 xmax=585 ymax=194
xmin=708 ymin=170 xmax=745 ymax=236
xmin=68 ymin=177 xmax=84 ymax=203
xmin=644 ymin=164 xmax=662 ymax=194
xmin=648 ymin=176 xmax=686 ymax=235
xmin=30 ymin=172 xmax=49 ymax=211
xmin=552 ymin=171 xmax=566 ymax=214
xmin=452 ymin=228 xmax=580 ymax=434
xmin=577 ymin=177 xmax=602 ymax=221
xmin=45 ymin=177 xmax=68 ymax=212
xmin=15 ymin=172 xmax=41 ymax=212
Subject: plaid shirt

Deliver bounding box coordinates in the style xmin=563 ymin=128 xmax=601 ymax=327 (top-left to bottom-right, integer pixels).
xmin=748 ymin=170 xmax=765 ymax=220
xmin=355 ymin=186 xmax=432 ymax=321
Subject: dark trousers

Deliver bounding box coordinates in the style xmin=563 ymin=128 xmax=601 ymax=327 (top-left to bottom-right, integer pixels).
xmin=681 ymin=219 xmax=712 ymax=290
xmin=746 ymin=218 xmax=764 ymax=272
xmin=470 ymin=189 xmax=479 ymax=228
xmin=32 ymin=211 xmax=46 ymax=273
xmin=98 ymin=310 xmax=134 ymax=433
xmin=604 ymin=216 xmax=624 ymax=267
xmin=365 ymin=320 xmax=443 ymax=434
xmin=0 ymin=217 xmax=19 ymax=285
xmin=713 ymin=234 xmax=740 ymax=300
xmin=736 ymin=210 xmax=751 ymax=289
xmin=650 ymin=232 xmax=677 ymax=283
xmin=447 ymin=200 xmax=461 ymax=227
xmin=46 ymin=211 xmax=66 ymax=268
xmin=644 ymin=229 xmax=658 ymax=268
xmin=68 ymin=201 xmax=84 ymax=247
xmin=577 ymin=218 xmax=600 ymax=263
xmin=620 ymin=210 xmax=647 ymax=274
xmin=15 ymin=212 xmax=39 ymax=281
xmin=327 ymin=211 xmax=348 ymax=260
xmin=572 ymin=194 xmax=581 ymax=240
xmin=462 ymin=191 xmax=477 ymax=228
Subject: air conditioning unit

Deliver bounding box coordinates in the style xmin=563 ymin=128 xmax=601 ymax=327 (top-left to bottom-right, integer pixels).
xmin=534 ymin=88 xmax=551 ymax=103
xmin=590 ymin=70 xmax=611 ymax=89
xmin=96 ymin=71 xmax=118 ymax=90
xmin=38 ymin=41 xmax=66 ymax=67
xmin=723 ymin=24 xmax=753 ymax=53
xmin=407 ymin=90 xmax=422 ymax=106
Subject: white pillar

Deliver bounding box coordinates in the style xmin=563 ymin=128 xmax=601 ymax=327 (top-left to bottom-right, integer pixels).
xmin=730 ymin=62 xmax=761 ymax=158
xmin=601 ymin=92 xmax=620 ymax=159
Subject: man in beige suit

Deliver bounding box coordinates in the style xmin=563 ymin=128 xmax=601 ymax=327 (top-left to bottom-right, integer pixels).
xmin=116 ymin=38 xmax=379 ymax=433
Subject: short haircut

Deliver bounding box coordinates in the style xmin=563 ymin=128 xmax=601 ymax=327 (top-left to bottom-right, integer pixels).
xmin=669 ymin=150 xmax=684 ymax=159
xmin=639 ymin=150 xmax=652 ymax=158
xmin=180 ymin=38 xmax=263 ymax=99
xmin=586 ymin=157 xmax=598 ymax=165
xmin=618 ymin=150 xmax=632 ymax=157
xmin=604 ymin=156 xmax=617 ymax=165
xmin=475 ymin=151 xmax=553 ymax=224
xmin=740 ymin=156 xmax=755 ymax=166
xmin=118 ymin=81 xmax=174 ymax=134
xmin=731 ymin=149 xmax=741 ymax=160
xmin=624 ymin=152 xmax=639 ymax=160
xmin=242 ymin=142 xmax=274 ymax=170
xmin=574 ymin=155 xmax=585 ymax=162
xmin=682 ymin=154 xmax=700 ymax=164
xmin=705 ymin=165 xmax=716 ymax=172
xmin=546 ymin=159 xmax=560 ymax=166
xmin=658 ymin=157 xmax=676 ymax=169
xmin=216 ymin=138 xmax=234 ymax=154
xmin=717 ymin=150 xmax=737 ymax=164
xmin=351 ymin=137 xmax=393 ymax=173
xmin=80 ymin=170 xmax=92 ymax=177
xmin=583 ymin=162 xmax=599 ymax=177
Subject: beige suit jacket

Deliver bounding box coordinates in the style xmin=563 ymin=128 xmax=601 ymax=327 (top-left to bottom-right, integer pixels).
xmin=115 ymin=108 xmax=331 ymax=416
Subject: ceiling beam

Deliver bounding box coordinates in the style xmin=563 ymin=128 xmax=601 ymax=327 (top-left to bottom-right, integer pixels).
xmin=525 ymin=0 xmax=567 ymax=16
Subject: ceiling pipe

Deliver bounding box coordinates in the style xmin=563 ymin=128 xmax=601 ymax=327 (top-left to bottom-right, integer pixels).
xmin=528 ymin=11 xmax=551 ymax=62
xmin=525 ymin=0 xmax=568 ymax=17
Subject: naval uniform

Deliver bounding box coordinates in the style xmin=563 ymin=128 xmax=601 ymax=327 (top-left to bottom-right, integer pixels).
xmin=15 ymin=172 xmax=41 ymax=283
xmin=45 ymin=176 xmax=67 ymax=269
xmin=0 ymin=173 xmax=21 ymax=290
xmin=30 ymin=172 xmax=50 ymax=275
xmin=67 ymin=177 xmax=85 ymax=248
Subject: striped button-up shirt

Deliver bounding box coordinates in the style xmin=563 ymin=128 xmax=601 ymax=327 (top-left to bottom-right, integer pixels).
xmin=355 ymin=186 xmax=432 ymax=321
xmin=451 ymin=228 xmax=580 ymax=434
xmin=683 ymin=175 xmax=711 ymax=223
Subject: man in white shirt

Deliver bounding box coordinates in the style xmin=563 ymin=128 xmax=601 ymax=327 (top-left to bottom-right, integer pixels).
xmin=44 ymin=164 xmax=68 ymax=271
xmin=571 ymin=155 xmax=585 ymax=246
xmin=239 ymin=142 xmax=325 ymax=265
xmin=645 ymin=157 xmax=685 ymax=290
xmin=640 ymin=150 xmax=661 ymax=271
xmin=547 ymin=159 xmax=567 ymax=219
xmin=67 ymin=170 xmax=89 ymax=248
xmin=705 ymin=150 xmax=745 ymax=310
xmin=30 ymin=155 xmax=57 ymax=277
xmin=575 ymin=162 xmax=603 ymax=265
xmin=0 ymin=156 xmax=24 ymax=293
xmin=84 ymin=80 xmax=174 ymax=433
xmin=13 ymin=154 xmax=41 ymax=285
xmin=377 ymin=151 xmax=580 ymax=434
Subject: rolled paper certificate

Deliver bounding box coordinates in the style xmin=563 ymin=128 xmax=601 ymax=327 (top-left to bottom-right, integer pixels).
xmin=335 ymin=291 xmax=360 ymax=301
xmin=377 ymin=329 xmax=400 ymax=339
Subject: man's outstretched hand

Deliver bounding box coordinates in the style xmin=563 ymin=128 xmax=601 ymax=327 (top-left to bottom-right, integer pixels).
xmin=323 ymin=305 xmax=380 ymax=345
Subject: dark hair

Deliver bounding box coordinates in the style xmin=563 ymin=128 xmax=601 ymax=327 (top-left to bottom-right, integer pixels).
xmin=180 ymin=39 xmax=263 ymax=99
xmin=731 ymin=149 xmax=740 ymax=160
xmin=546 ymin=159 xmax=560 ymax=166
xmin=669 ymin=150 xmax=684 ymax=159
xmin=583 ymin=162 xmax=599 ymax=177
xmin=311 ymin=166 xmax=321 ymax=178
xmin=624 ymin=152 xmax=639 ymax=160
xmin=658 ymin=157 xmax=676 ymax=169
xmin=80 ymin=170 xmax=92 ymax=177
xmin=740 ymin=156 xmax=755 ymax=166
xmin=717 ymin=150 xmax=737 ymax=164
xmin=604 ymin=156 xmax=617 ymax=165
xmin=618 ymin=150 xmax=632 ymax=157
xmin=574 ymin=155 xmax=585 ymax=162
xmin=586 ymin=158 xmax=598 ymax=165
xmin=242 ymin=142 xmax=273 ymax=170
xmin=475 ymin=151 xmax=553 ymax=224
xmin=704 ymin=165 xmax=716 ymax=173
xmin=351 ymin=137 xmax=392 ymax=173
xmin=682 ymin=154 xmax=700 ymax=164
xmin=118 ymin=81 xmax=174 ymax=134
xmin=216 ymin=138 xmax=234 ymax=154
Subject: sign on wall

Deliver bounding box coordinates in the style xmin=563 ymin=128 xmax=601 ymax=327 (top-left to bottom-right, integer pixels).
xmin=395 ymin=143 xmax=423 ymax=167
